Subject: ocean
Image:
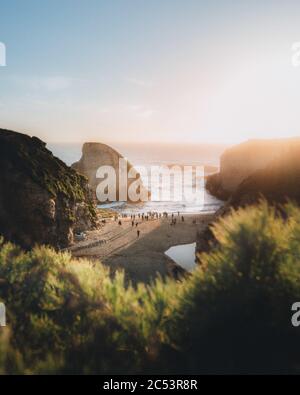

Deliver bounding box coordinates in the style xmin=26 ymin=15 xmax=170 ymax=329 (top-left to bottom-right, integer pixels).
xmin=48 ymin=142 xmax=225 ymax=214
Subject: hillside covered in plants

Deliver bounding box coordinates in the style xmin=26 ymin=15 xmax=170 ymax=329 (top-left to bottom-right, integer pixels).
xmin=0 ymin=129 xmax=97 ymax=249
xmin=0 ymin=202 xmax=299 ymax=374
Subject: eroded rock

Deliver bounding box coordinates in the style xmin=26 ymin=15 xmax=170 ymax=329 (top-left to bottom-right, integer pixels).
xmin=72 ymin=142 xmax=149 ymax=203
xmin=0 ymin=129 xmax=97 ymax=249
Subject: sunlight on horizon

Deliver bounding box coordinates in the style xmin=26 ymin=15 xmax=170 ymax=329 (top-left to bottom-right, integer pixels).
xmin=1 ymin=1 xmax=300 ymax=144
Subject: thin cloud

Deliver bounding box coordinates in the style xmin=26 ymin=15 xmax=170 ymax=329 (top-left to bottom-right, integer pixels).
xmin=138 ymin=109 xmax=155 ymax=119
xmin=10 ymin=75 xmax=86 ymax=92
xmin=126 ymin=104 xmax=156 ymax=119
xmin=32 ymin=76 xmax=73 ymax=92
xmin=126 ymin=77 xmax=153 ymax=88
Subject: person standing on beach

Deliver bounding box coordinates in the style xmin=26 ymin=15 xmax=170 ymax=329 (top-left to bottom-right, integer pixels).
xmin=132 ymin=221 xmax=134 ymax=227
xmin=137 ymin=230 xmax=140 ymax=238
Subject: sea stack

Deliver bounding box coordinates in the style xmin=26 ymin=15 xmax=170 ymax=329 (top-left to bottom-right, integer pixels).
xmin=0 ymin=129 xmax=97 ymax=249
xmin=72 ymin=142 xmax=149 ymax=203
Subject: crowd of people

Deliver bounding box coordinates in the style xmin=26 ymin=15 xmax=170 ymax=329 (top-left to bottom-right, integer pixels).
xmin=113 ymin=211 xmax=187 ymax=237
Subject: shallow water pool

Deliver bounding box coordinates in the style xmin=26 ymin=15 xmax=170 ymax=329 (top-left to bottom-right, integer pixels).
xmin=165 ymin=242 xmax=196 ymax=272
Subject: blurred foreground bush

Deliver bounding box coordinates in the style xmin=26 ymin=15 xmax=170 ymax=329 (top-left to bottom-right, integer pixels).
xmin=1 ymin=201 xmax=300 ymax=374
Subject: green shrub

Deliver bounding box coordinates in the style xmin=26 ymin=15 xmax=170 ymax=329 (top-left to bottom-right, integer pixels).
xmin=0 ymin=237 xmax=177 ymax=374
xmin=172 ymin=201 xmax=300 ymax=374
xmin=1 ymin=201 xmax=300 ymax=374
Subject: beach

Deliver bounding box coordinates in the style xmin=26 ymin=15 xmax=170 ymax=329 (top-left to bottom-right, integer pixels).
xmin=70 ymin=212 xmax=214 ymax=284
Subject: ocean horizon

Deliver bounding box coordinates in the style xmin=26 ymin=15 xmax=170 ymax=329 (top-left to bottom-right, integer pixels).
xmin=48 ymin=142 xmax=224 ymax=214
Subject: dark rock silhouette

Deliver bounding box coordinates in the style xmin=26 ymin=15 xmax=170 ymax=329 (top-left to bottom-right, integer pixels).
xmin=0 ymin=129 xmax=97 ymax=249
xmin=230 ymin=144 xmax=300 ymax=207
xmin=206 ymin=138 xmax=300 ymax=200
xmin=199 ymin=138 xmax=300 ymax=263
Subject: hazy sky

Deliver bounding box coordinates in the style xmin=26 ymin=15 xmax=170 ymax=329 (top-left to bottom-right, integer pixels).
xmin=1 ymin=0 xmax=300 ymax=144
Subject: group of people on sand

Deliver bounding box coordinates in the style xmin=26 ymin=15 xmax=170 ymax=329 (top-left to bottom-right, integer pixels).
xmin=114 ymin=210 xmax=186 ymax=238
xmin=115 ymin=214 xmax=141 ymax=237
xmin=169 ymin=212 xmax=185 ymax=226
xmin=131 ymin=212 xmax=162 ymax=221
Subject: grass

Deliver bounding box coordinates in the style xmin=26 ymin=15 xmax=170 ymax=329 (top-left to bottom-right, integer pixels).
xmin=1 ymin=201 xmax=300 ymax=374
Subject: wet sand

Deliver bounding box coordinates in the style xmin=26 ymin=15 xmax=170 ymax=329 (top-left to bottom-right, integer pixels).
xmin=69 ymin=213 xmax=214 ymax=285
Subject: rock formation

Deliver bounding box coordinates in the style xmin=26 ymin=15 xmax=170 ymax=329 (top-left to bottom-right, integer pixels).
xmin=199 ymin=138 xmax=300 ymax=264
xmin=72 ymin=142 xmax=149 ymax=203
xmin=0 ymin=129 xmax=97 ymax=249
xmin=229 ymin=144 xmax=300 ymax=208
xmin=206 ymin=138 xmax=300 ymax=200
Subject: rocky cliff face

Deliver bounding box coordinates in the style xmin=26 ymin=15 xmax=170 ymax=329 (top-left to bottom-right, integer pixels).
xmin=72 ymin=142 xmax=149 ymax=203
xmin=206 ymin=138 xmax=300 ymax=200
xmin=229 ymin=145 xmax=300 ymax=208
xmin=198 ymin=139 xmax=300 ymax=264
xmin=0 ymin=129 xmax=97 ymax=249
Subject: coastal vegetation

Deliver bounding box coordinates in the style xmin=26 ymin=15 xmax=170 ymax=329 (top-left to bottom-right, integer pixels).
xmin=0 ymin=129 xmax=97 ymax=249
xmin=0 ymin=201 xmax=299 ymax=374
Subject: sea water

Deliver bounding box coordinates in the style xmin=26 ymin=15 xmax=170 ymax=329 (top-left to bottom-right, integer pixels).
xmin=48 ymin=142 xmax=223 ymax=215
xmin=165 ymin=243 xmax=197 ymax=272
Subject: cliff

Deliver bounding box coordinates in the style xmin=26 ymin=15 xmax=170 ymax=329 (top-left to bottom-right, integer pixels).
xmin=72 ymin=142 xmax=149 ymax=203
xmin=206 ymin=138 xmax=300 ymax=200
xmin=198 ymin=138 xmax=300 ymax=263
xmin=230 ymin=144 xmax=300 ymax=207
xmin=0 ymin=129 xmax=97 ymax=249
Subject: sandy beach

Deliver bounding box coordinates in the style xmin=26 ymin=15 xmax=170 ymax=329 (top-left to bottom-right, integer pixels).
xmin=70 ymin=212 xmax=214 ymax=284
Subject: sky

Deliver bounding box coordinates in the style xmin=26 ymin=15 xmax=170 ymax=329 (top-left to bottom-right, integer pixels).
xmin=0 ymin=0 xmax=300 ymax=144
